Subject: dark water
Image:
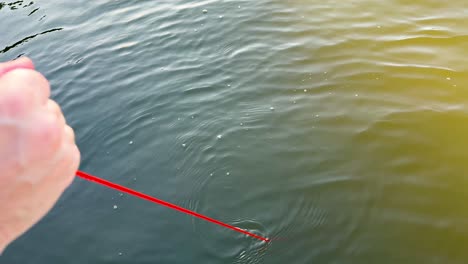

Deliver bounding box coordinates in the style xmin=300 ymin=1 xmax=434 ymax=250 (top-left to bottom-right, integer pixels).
xmin=2 ymin=1 xmax=468 ymax=263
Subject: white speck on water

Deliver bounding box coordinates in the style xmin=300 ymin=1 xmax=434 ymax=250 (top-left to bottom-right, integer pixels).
xmin=202 ymin=9 xmax=208 ymax=13
xmin=210 ymin=173 xmax=213 ymax=176
xmin=270 ymin=106 xmax=275 ymax=111
xmin=304 ymin=89 xmax=308 ymax=92
xmin=129 ymin=141 xmax=133 ymax=145
xmin=178 ymin=117 xmax=181 ymax=121
xmin=133 ymin=178 xmax=137 ymax=181
xmin=355 ymin=94 xmax=359 ymax=97
xmin=453 ymin=84 xmax=457 ymax=87
xmin=446 ymin=77 xmax=451 ymax=80
xmin=182 ymin=143 xmax=186 ymax=147
xmin=194 ymin=29 xmax=198 ymax=32
xmin=118 ymin=252 xmax=123 ymax=256
xmin=151 ymin=117 xmax=155 ymax=120
xmin=191 ymin=115 xmax=195 ymax=119
xmin=315 ymin=114 xmax=320 ymax=117
xmin=119 ymin=193 xmax=123 ymax=197
xmin=238 ymin=5 xmax=241 ymax=8
xmin=217 ymin=134 xmax=223 ymax=139
xmin=219 ymin=15 xmax=224 ymax=18
xmin=227 ymin=84 xmax=231 ymax=87
xmin=293 ymin=100 xmax=296 ymax=104
xmin=113 ymin=205 xmax=118 ymax=209
xmin=226 ymin=172 xmax=230 ymax=176
xmin=240 ymin=122 xmax=243 ymax=126
xmin=324 ymin=71 xmax=327 ymax=74
xmin=377 ymin=25 xmax=381 ymax=28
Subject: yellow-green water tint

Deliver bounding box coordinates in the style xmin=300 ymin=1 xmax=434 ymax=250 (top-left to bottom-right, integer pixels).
xmin=2 ymin=0 xmax=468 ymax=263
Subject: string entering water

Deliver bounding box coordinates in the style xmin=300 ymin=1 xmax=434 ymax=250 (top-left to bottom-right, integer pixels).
xmin=76 ymin=170 xmax=270 ymax=242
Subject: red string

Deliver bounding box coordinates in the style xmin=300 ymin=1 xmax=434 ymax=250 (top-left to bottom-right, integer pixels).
xmin=76 ymin=170 xmax=270 ymax=242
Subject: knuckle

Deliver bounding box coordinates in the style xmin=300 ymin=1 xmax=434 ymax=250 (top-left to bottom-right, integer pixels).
xmin=4 ymin=69 xmax=50 ymax=103
xmin=65 ymin=125 xmax=76 ymax=143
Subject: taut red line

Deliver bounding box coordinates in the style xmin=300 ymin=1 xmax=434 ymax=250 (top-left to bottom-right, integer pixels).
xmin=76 ymin=170 xmax=270 ymax=242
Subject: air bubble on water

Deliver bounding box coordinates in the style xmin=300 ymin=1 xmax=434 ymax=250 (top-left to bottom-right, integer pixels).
xmin=227 ymin=84 xmax=231 ymax=87
xmin=202 ymin=9 xmax=208 ymax=13
xmin=133 ymin=178 xmax=137 ymax=181
xmin=238 ymin=5 xmax=241 ymax=8
xmin=182 ymin=143 xmax=187 ymax=147
xmin=210 ymin=173 xmax=213 ymax=176
xmin=315 ymin=114 xmax=320 ymax=117
xmin=194 ymin=29 xmax=198 ymax=32
xmin=355 ymin=94 xmax=359 ymax=97
xmin=119 ymin=193 xmax=123 ymax=197
xmin=226 ymin=172 xmax=230 ymax=176
xmin=446 ymin=77 xmax=451 ymax=80
xmin=217 ymin=134 xmax=223 ymax=139
xmin=219 ymin=15 xmax=224 ymax=18
xmin=191 ymin=115 xmax=195 ymax=119
xmin=118 ymin=252 xmax=123 ymax=256
xmin=377 ymin=25 xmax=381 ymax=28
xmin=240 ymin=122 xmax=243 ymax=126
xmin=293 ymin=101 xmax=296 ymax=104
xmin=270 ymin=106 xmax=275 ymax=111
xmin=304 ymin=89 xmax=308 ymax=92
xmin=178 ymin=117 xmax=181 ymax=121
xmin=129 ymin=141 xmax=133 ymax=145
xmin=113 ymin=205 xmax=118 ymax=209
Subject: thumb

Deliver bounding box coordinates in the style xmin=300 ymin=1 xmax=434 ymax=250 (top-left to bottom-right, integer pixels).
xmin=0 ymin=57 xmax=35 ymax=78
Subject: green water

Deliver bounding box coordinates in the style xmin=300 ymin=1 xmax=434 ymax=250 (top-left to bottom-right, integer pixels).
xmin=2 ymin=1 xmax=468 ymax=263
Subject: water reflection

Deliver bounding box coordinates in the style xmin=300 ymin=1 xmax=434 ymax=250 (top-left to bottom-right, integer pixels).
xmin=0 ymin=27 xmax=63 ymax=54
xmin=0 ymin=0 xmax=35 ymax=11
xmin=0 ymin=1 xmax=61 ymax=55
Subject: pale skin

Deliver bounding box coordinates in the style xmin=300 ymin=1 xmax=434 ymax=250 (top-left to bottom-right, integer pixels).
xmin=0 ymin=57 xmax=80 ymax=254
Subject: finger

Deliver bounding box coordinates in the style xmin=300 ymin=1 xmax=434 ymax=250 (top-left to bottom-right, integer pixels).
xmin=0 ymin=57 xmax=35 ymax=78
xmin=0 ymin=69 xmax=51 ymax=115
xmin=21 ymin=111 xmax=63 ymax=164
xmin=48 ymin=143 xmax=80 ymax=188
xmin=64 ymin=125 xmax=76 ymax=144
xmin=46 ymin=100 xmax=65 ymax=131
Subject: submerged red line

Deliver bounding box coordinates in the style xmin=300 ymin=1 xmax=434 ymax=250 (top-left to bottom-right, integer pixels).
xmin=76 ymin=170 xmax=270 ymax=242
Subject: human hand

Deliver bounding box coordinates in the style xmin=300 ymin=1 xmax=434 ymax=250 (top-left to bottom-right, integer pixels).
xmin=0 ymin=57 xmax=80 ymax=253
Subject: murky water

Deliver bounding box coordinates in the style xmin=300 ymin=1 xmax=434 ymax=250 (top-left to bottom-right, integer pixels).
xmin=2 ymin=1 xmax=468 ymax=263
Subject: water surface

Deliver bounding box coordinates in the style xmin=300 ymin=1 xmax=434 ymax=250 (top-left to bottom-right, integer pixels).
xmin=2 ymin=1 xmax=468 ymax=263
